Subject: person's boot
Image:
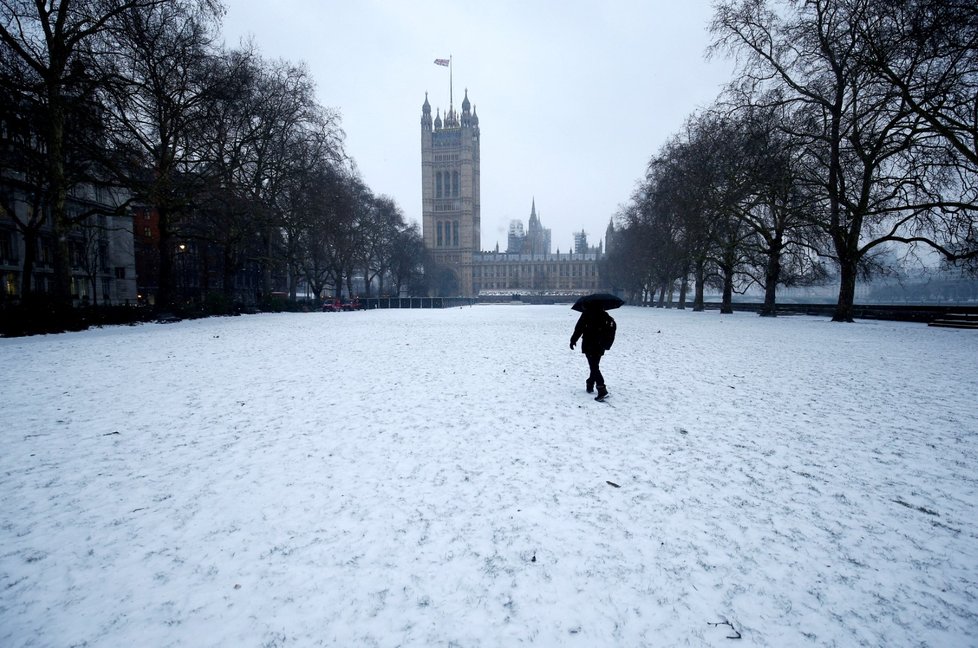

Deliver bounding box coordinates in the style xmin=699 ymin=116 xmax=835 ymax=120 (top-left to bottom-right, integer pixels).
xmin=595 ymin=385 xmax=609 ymax=401
xmin=586 ymin=379 xmax=595 ymax=393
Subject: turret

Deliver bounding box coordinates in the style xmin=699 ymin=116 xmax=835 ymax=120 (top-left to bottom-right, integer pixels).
xmin=461 ymin=89 xmax=472 ymax=127
xmin=421 ymin=92 xmax=432 ymax=131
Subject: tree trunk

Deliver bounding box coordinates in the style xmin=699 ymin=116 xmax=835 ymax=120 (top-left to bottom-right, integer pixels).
xmin=46 ymin=89 xmax=72 ymax=307
xmin=760 ymin=243 xmax=782 ymax=317
xmin=261 ymin=228 xmax=272 ymax=299
xmin=362 ymin=267 xmax=373 ymax=298
xmin=833 ymin=258 xmax=858 ymax=322
xmin=222 ymin=246 xmax=235 ymax=300
xmin=89 ymin=273 xmax=98 ymax=307
xmin=720 ymin=265 xmax=734 ymax=314
xmin=288 ymin=268 xmax=298 ymax=301
xmin=678 ymin=271 xmax=688 ymax=310
xmin=20 ymin=228 xmax=38 ymax=299
xmin=692 ymin=258 xmax=706 ymax=312
xmin=157 ymin=207 xmax=174 ymax=309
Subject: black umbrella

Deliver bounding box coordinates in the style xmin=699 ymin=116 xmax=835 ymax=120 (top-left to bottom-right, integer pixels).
xmin=571 ymin=293 xmax=624 ymax=312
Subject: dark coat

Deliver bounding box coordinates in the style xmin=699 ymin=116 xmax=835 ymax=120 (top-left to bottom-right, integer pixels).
xmin=570 ymin=309 xmax=607 ymax=356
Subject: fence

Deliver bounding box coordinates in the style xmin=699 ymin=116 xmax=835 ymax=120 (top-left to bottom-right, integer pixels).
xmin=357 ymin=297 xmax=477 ymax=310
xmin=354 ymin=297 xmax=977 ymax=322
xmin=696 ymin=302 xmax=978 ymax=323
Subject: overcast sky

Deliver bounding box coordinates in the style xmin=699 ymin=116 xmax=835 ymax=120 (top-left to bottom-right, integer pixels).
xmin=220 ymin=1 xmax=734 ymax=252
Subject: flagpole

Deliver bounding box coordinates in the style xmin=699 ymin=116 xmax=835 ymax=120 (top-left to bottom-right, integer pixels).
xmin=449 ymin=55 xmax=453 ymax=110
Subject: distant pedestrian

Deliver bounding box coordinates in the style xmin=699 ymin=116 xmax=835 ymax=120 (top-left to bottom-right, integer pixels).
xmin=570 ymin=307 xmax=616 ymax=401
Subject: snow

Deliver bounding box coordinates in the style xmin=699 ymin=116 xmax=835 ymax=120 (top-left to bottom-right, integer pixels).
xmin=1 ymin=305 xmax=977 ymax=647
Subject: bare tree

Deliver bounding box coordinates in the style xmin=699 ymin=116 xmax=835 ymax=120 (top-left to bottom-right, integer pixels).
xmin=644 ymin=123 xmax=728 ymax=312
xmin=603 ymin=202 xmax=658 ymax=305
xmin=0 ymin=0 xmax=172 ymax=305
xmin=860 ymin=0 xmax=978 ymax=271
xmin=274 ymin=114 xmax=345 ymax=300
xmin=712 ymin=0 xmax=978 ymax=321
xmin=862 ymin=0 xmax=978 ymax=168
xmin=715 ymin=101 xmax=827 ymax=314
xmin=0 ymin=64 xmax=47 ymax=299
xmin=95 ymin=0 xmax=223 ymax=309
xmin=388 ymin=222 xmax=425 ymax=297
xmin=359 ymin=194 xmax=408 ymax=298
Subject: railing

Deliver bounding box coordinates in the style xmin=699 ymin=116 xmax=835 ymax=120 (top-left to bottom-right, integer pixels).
xmin=357 ymin=297 xmax=477 ymax=309
xmin=691 ymin=302 xmax=978 ymax=323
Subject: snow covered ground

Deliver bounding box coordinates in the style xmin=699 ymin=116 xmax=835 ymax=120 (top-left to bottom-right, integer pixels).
xmin=1 ymin=304 xmax=976 ymax=647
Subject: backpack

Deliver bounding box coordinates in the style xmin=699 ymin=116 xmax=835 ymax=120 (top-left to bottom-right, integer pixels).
xmin=598 ymin=312 xmax=616 ymax=350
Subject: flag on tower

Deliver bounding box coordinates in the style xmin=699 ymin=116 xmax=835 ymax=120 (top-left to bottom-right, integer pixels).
xmin=434 ymin=58 xmax=450 ymax=67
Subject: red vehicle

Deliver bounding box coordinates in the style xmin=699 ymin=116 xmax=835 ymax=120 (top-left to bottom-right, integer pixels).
xmin=322 ymin=297 xmax=363 ymax=312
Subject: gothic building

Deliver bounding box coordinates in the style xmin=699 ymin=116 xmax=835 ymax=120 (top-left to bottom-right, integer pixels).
xmin=420 ymin=89 xmax=481 ymax=296
xmin=507 ymin=199 xmax=551 ymax=256
xmin=420 ymin=90 xmax=610 ymax=297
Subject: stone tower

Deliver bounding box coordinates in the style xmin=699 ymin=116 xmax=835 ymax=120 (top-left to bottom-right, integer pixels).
xmin=421 ymin=89 xmax=481 ymax=296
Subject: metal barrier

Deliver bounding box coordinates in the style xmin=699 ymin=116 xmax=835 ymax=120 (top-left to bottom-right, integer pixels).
xmin=358 ymin=297 xmax=477 ymax=309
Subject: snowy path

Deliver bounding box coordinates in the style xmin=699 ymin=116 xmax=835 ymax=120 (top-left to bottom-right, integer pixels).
xmin=1 ymin=305 xmax=976 ymax=646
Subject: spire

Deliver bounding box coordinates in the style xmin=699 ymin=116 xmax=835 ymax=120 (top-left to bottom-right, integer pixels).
xmin=421 ymin=92 xmax=432 ymax=130
xmin=461 ymin=89 xmax=472 ymax=127
xmin=434 ymin=108 xmax=442 ymax=130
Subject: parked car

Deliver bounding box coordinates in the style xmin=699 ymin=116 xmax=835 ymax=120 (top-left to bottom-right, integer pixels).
xmin=322 ymin=297 xmax=364 ymax=312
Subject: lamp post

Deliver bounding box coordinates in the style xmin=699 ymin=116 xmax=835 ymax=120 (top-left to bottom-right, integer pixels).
xmin=176 ymin=243 xmax=187 ymax=301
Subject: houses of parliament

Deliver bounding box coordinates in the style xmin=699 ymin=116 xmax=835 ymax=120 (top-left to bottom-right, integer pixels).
xmin=420 ymin=90 xmax=612 ymax=298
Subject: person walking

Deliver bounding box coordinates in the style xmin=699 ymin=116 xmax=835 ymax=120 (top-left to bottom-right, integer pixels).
xmin=569 ymin=307 xmax=614 ymax=401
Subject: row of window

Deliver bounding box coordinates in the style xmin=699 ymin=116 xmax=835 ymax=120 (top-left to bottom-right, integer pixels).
xmin=435 ymin=170 xmax=460 ymax=198
xmin=432 ymin=200 xmax=461 ymax=212
xmin=476 ymin=279 xmax=599 ymax=290
xmin=474 ymin=264 xmax=598 ymax=278
xmin=436 ymin=221 xmax=460 ymax=247
xmin=0 ymin=231 xmax=129 ymax=272
xmin=3 ymin=271 xmax=16 ymax=296
xmin=0 ymin=230 xmax=16 ymax=264
xmin=15 ymin=238 xmax=56 ymax=266
xmin=0 ymin=271 xmax=124 ymax=300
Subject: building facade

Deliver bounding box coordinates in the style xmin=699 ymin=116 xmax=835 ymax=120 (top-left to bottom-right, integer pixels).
xmin=1 ymin=96 xmax=137 ymax=307
xmin=420 ymin=89 xmax=481 ymax=297
xmin=420 ymin=90 xmax=611 ymax=297
xmin=0 ymin=184 xmax=137 ymax=307
xmin=507 ymin=199 xmax=552 ymax=256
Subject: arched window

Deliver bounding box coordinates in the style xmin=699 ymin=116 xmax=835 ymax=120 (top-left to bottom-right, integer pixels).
xmin=452 ymin=171 xmax=460 ymax=197
xmin=437 ymin=221 xmax=443 ymax=246
xmin=453 ymin=221 xmax=459 ymax=246
xmin=436 ymin=172 xmax=442 ymax=198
